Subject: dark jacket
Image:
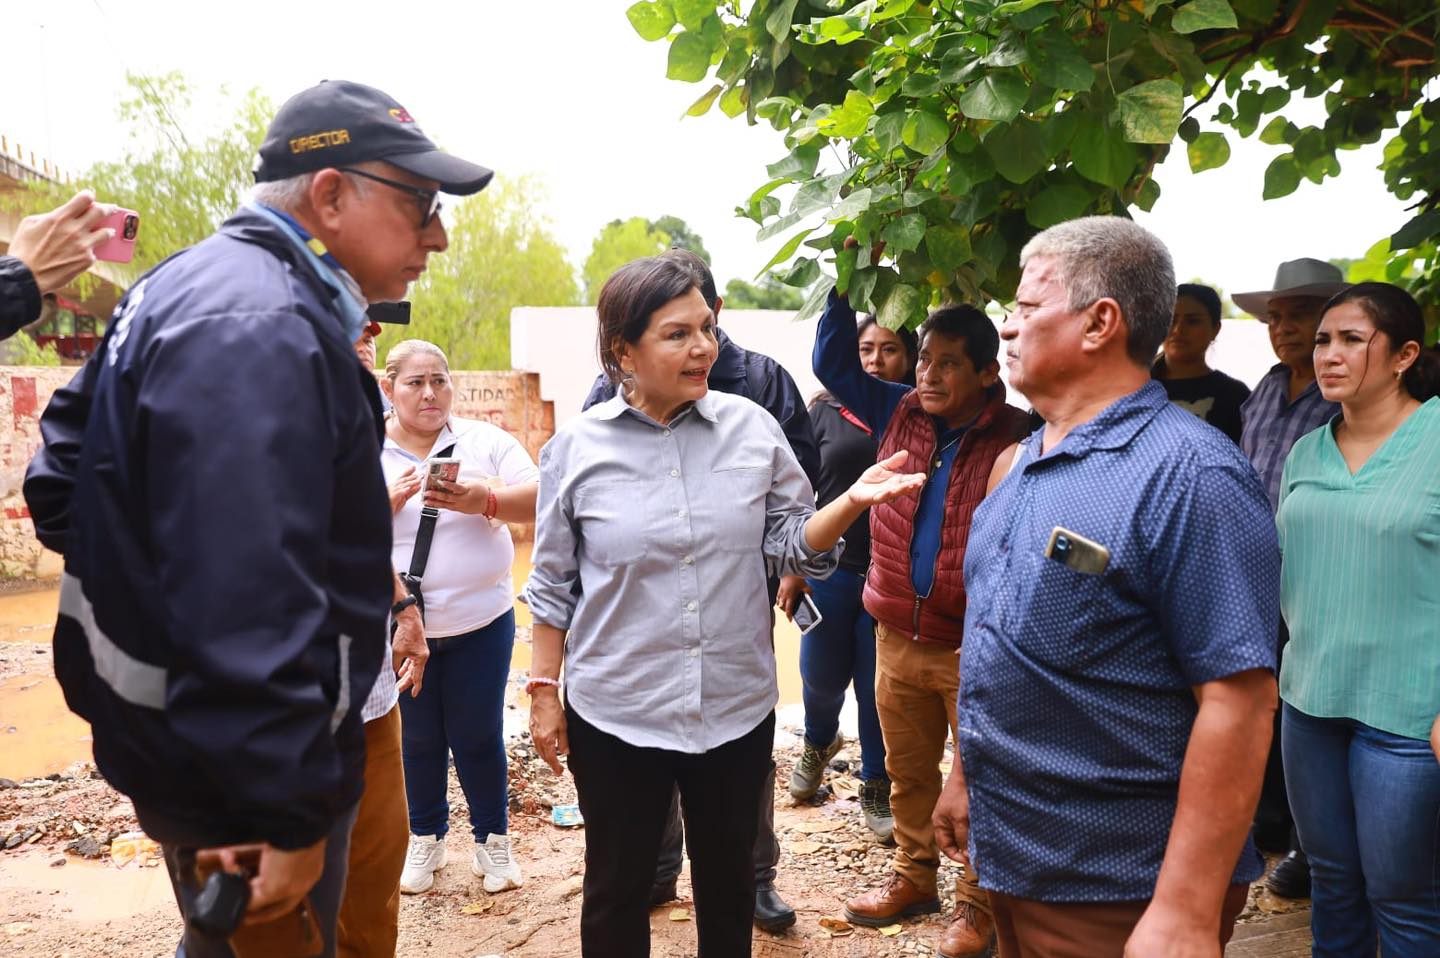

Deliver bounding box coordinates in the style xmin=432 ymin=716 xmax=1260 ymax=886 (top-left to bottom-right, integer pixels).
xmin=809 ymin=397 xmax=877 ymax=575
xmin=23 ymin=207 xmax=392 ymax=850
xmin=865 ymin=389 xmax=1028 ymax=647
xmin=582 ymin=328 xmax=821 ymax=488
xmin=0 ymin=255 xmax=41 ymax=340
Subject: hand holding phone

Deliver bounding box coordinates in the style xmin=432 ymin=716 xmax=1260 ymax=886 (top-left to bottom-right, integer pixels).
xmin=792 ymin=592 xmax=824 ymax=635
xmin=92 ymin=208 xmax=140 ymax=263
xmin=422 ymin=457 xmax=461 ymax=492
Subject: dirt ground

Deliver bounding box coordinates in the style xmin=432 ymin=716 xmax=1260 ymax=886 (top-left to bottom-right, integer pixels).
xmin=1 ymin=629 xmax=1308 ymax=958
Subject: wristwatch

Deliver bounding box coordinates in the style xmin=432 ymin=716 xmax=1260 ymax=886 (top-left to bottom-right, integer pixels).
xmin=391 ymin=594 xmax=419 ymax=617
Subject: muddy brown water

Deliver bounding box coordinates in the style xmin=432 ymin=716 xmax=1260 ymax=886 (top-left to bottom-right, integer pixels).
xmin=0 ymin=543 xmax=806 ymax=781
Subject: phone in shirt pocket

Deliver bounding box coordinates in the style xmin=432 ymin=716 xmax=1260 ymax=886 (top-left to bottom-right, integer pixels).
xmin=1044 ymin=526 xmax=1110 ymax=576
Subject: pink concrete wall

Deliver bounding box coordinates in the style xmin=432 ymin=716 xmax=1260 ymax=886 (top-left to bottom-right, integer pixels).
xmin=0 ymin=367 xmax=553 ymax=585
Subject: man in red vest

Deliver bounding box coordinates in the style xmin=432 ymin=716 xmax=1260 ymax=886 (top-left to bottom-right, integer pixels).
xmin=812 ymin=289 xmax=1028 ymax=958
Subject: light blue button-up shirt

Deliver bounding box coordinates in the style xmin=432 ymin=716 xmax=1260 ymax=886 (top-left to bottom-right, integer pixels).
xmin=523 ymin=389 xmax=840 ymax=753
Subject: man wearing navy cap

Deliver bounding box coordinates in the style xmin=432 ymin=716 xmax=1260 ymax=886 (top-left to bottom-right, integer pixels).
xmin=25 ymin=80 xmax=490 ymax=957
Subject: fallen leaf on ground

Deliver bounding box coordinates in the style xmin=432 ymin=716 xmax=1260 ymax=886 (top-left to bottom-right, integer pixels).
xmin=109 ymin=832 xmax=161 ymax=868
xmin=793 ymin=820 xmax=845 ymax=834
xmin=818 ymin=916 xmax=853 ymax=938
xmin=669 ymin=908 xmax=692 ymax=921
xmin=460 ymin=900 xmax=494 ymax=915
xmin=879 ymin=924 xmax=903 ymax=936
xmin=787 ymin=840 xmax=822 ymax=855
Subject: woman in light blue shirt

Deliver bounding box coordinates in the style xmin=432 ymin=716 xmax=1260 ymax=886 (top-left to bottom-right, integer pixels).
xmin=523 ymin=254 xmax=924 ymax=958
xmin=1277 ymin=282 xmax=1440 ymax=956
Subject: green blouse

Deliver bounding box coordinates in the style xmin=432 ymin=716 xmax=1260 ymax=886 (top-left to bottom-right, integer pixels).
xmin=1277 ymin=397 xmax=1440 ymax=741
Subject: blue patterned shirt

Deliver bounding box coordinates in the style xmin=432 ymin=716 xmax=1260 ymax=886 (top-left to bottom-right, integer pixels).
xmin=959 ymin=382 xmax=1279 ymax=902
xmin=1240 ymin=363 xmax=1339 ymax=511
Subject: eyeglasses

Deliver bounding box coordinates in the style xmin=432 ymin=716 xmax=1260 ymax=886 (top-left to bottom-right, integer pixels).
xmin=336 ymin=167 xmax=442 ymax=228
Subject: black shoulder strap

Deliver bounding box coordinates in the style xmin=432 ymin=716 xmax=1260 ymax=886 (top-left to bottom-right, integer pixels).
xmin=405 ymin=442 xmax=457 ymax=581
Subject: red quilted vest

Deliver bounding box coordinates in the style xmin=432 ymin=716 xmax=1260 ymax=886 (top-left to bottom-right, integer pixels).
xmin=864 ymin=388 xmax=1028 ymax=646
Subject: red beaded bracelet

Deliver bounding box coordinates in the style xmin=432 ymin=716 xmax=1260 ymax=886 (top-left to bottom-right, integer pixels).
xmin=483 ymin=487 xmax=498 ymax=520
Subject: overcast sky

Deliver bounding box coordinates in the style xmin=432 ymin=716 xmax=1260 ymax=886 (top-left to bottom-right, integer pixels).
xmin=3 ymin=0 xmax=1417 ymax=302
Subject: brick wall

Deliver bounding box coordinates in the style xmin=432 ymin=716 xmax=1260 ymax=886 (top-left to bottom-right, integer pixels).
xmin=0 ymin=367 xmax=553 ymax=586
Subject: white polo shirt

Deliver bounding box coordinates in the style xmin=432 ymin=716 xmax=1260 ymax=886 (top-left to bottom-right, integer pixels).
xmin=382 ymin=416 xmax=540 ymax=638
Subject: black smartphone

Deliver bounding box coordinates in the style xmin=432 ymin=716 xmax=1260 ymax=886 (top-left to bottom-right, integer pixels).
xmin=366 ymin=301 xmax=411 ymax=325
xmin=792 ymin=592 xmax=824 ymax=634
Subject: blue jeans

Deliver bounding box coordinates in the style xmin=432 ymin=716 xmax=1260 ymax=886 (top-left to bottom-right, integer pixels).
xmin=399 ymin=610 xmax=514 ymax=840
xmin=1282 ymin=704 xmax=1440 ymax=957
xmin=800 ymin=569 xmax=887 ymax=782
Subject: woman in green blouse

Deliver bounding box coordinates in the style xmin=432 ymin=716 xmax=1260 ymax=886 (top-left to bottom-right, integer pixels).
xmin=1276 ymin=282 xmax=1440 ymax=956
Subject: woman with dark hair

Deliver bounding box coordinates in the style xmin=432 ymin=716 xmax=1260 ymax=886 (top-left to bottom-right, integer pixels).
xmin=1151 ymin=282 xmax=1251 ymax=441
xmin=1276 ymin=281 xmax=1440 ymax=955
xmin=523 ymin=254 xmax=926 ymax=957
xmin=779 ymin=316 xmax=917 ymax=841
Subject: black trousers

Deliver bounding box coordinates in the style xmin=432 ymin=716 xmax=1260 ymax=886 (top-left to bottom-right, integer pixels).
xmin=654 ymin=761 xmax=780 ymax=888
xmin=567 ymin=702 xmax=775 ymax=958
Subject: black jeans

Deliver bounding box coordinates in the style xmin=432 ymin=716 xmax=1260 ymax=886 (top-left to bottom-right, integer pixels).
xmin=567 ymin=702 xmax=775 ymax=958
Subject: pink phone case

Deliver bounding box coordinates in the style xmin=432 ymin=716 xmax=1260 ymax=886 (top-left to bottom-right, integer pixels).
xmin=93 ymin=208 xmax=140 ymax=264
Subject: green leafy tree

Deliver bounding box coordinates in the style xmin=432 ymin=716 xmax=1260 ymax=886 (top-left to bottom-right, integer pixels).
xmin=651 ymin=214 xmax=713 ymax=263
xmin=628 ymin=0 xmax=1438 ymax=329
xmin=724 ymin=275 xmax=806 ymax=309
xmin=407 ymin=175 xmax=581 ymax=370
xmin=583 ymin=217 xmax=674 ymax=300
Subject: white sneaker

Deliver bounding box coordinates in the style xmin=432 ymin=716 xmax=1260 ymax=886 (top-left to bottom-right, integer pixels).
xmin=400 ymin=834 xmax=446 ymax=894
xmin=471 ymin=833 xmax=523 ymax=893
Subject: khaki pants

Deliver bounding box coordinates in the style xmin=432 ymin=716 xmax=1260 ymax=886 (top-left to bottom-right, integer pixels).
xmin=990 ymin=884 xmax=1249 ymax=957
xmin=336 ymin=705 xmax=407 ymax=958
xmin=874 ymin=622 xmax=984 ymax=907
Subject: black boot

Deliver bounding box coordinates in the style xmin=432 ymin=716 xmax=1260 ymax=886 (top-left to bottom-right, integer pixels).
xmin=1265 ymin=849 xmax=1311 ymax=900
xmin=754 ymin=884 xmax=796 ymax=932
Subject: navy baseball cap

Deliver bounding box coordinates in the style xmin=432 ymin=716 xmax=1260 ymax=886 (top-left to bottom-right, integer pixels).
xmin=255 ymin=80 xmax=493 ymax=195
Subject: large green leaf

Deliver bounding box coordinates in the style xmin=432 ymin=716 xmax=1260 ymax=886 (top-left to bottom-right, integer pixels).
xmin=1172 ymin=0 xmax=1238 ymax=34
xmin=1390 ymin=210 xmax=1440 ymax=250
xmin=667 ymin=31 xmax=713 ymax=82
xmin=985 ymin=119 xmax=1050 ymax=184
xmin=818 ymin=90 xmax=875 ymax=138
xmin=1071 ymin=123 xmax=1140 ymax=188
xmin=627 ymin=0 xmax=676 ymax=41
xmin=872 ymin=0 xmax=918 ymax=22
xmin=1116 ymin=79 xmax=1183 ymax=144
xmin=957 ymin=71 xmax=1029 ymax=123
xmin=685 ymin=84 xmax=723 ymax=117
xmin=902 ymin=110 xmax=950 ymax=155
xmin=879 ymin=282 xmax=927 ymax=330
xmin=993 ymin=0 xmax=1058 ymax=15
xmin=1026 ymin=180 xmax=1093 ymax=228
xmin=924 ymin=223 xmax=973 ymax=272
xmin=766 ymin=143 xmax=820 ymax=181
xmin=671 ymin=0 xmax=712 ymax=30
xmin=794 ymin=276 xmax=837 ymax=324
xmin=881 ymin=213 xmax=928 ymax=254
xmin=765 ymin=0 xmax=800 ymax=42
xmin=1030 ymin=30 xmax=1094 ymax=92
xmin=1187 ymin=131 xmax=1231 ymax=172
xmin=830 ymin=188 xmax=874 ymax=221
xmin=875 ymin=112 xmax=908 ymax=154
xmin=718 ymin=84 xmax=747 ymax=118
xmin=1262 ymin=153 xmax=1301 ymax=199
xmin=759 ymin=227 xmax=817 ymax=274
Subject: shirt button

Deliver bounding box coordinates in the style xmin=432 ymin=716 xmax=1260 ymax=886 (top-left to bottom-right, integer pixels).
xmin=681 ymin=555 xmax=694 ymax=565
xmin=677 ymin=508 xmax=687 ymax=519
xmin=685 ymin=600 xmax=697 ymax=613
xmin=669 ymin=468 xmax=680 ymax=478
xmin=688 ymin=647 xmax=700 ymax=658
xmin=663 ymin=429 xmax=672 ymax=437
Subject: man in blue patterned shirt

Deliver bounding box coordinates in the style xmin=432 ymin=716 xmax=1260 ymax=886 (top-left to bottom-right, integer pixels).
xmin=933 ymin=217 xmax=1281 ymax=957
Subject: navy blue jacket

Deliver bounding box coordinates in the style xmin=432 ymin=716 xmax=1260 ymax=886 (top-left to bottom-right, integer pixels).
xmin=24 ymin=208 xmax=392 ymax=850
xmin=581 ymin=328 xmax=821 ymax=488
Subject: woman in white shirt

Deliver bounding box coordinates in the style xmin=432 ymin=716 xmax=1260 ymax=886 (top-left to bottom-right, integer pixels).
xmin=379 ymin=339 xmax=538 ymax=897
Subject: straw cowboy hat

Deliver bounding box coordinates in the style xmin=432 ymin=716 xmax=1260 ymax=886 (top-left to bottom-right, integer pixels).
xmin=1232 ymin=258 xmax=1350 ymax=319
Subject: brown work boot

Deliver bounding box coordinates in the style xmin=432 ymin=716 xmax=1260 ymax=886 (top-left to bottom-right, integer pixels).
xmin=843 ymin=873 xmax=941 ymax=927
xmin=937 ymin=897 xmax=995 ymax=958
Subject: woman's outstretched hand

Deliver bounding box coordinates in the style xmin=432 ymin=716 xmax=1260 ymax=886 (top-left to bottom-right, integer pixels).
xmin=845 ymin=450 xmax=926 ymax=509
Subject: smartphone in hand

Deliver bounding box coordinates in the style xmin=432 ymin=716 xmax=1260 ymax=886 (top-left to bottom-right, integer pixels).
xmin=792 ymin=592 xmax=824 ymax=635
xmin=423 ymin=457 xmax=461 ymax=492
xmin=93 ymin=208 xmax=140 ymax=263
